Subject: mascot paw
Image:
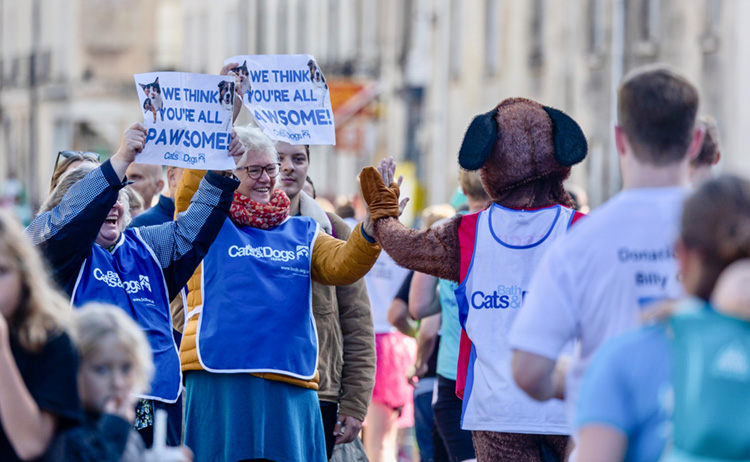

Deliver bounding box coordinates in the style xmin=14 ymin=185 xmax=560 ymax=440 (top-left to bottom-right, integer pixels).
xmin=360 ymin=166 xmax=401 ymax=221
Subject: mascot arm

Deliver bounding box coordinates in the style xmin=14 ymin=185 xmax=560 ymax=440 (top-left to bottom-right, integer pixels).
xmin=374 ymin=215 xmax=461 ymax=282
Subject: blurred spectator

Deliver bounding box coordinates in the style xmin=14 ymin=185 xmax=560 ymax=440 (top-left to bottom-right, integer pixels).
xmin=124 ymin=164 xmax=164 ymax=211
xmin=275 ymin=141 xmax=376 ymax=460
xmin=565 ymin=183 xmax=590 ymax=213
xmin=689 ymin=115 xmax=721 ymax=185
xmin=49 ymin=151 xmax=100 ymax=193
xmin=123 ymin=186 xmax=144 ymax=219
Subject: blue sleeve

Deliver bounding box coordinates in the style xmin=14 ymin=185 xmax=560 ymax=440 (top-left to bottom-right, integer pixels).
xmin=25 ymin=160 xmax=125 ymax=295
xmin=575 ymin=338 xmax=634 ymax=435
xmin=135 ymin=171 xmax=239 ymax=300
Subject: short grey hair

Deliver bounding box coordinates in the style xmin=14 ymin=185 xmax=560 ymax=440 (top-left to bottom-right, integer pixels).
xmin=234 ymin=123 xmax=279 ymax=166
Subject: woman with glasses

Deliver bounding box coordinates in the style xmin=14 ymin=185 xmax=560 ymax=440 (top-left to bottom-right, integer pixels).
xmin=174 ymin=124 xmax=400 ymax=462
xmin=26 ymin=122 xmax=242 ymax=448
xmin=49 ymin=151 xmax=101 ymax=193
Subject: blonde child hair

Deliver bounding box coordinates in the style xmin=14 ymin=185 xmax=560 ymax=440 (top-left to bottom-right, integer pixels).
xmin=73 ymin=303 xmax=154 ymax=395
xmin=0 ymin=210 xmax=68 ymax=352
xmin=421 ymin=204 xmax=456 ymax=229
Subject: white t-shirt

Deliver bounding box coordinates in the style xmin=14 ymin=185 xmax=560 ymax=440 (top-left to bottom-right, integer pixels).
xmin=508 ymin=187 xmax=688 ymax=425
xmin=365 ymin=251 xmax=410 ymax=334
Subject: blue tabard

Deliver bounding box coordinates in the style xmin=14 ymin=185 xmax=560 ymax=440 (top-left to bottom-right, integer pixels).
xmin=198 ymin=216 xmax=319 ymax=378
xmin=72 ymin=228 xmax=182 ymax=403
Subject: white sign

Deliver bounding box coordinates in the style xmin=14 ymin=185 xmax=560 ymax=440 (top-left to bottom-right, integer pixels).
xmin=224 ymin=54 xmax=336 ymax=145
xmin=134 ymin=72 xmax=236 ymax=170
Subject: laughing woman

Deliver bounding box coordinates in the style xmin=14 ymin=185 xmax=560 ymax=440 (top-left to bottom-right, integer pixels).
xmin=26 ymin=123 xmax=242 ymax=447
xmin=176 ymin=124 xmax=399 ymax=462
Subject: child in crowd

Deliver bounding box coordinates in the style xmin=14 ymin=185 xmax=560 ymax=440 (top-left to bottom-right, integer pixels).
xmin=45 ymin=303 xmax=192 ymax=462
xmin=0 ymin=210 xmax=81 ymax=462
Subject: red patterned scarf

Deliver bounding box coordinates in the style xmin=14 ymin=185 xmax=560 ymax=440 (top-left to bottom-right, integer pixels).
xmin=229 ymin=189 xmax=290 ymax=229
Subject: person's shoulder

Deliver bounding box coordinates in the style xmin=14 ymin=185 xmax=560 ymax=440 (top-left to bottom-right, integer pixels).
xmin=41 ymin=329 xmax=76 ymax=355
xmin=597 ymin=324 xmax=668 ymax=363
xmin=130 ymin=202 xmax=173 ymax=228
xmin=326 ymin=212 xmax=353 ymax=239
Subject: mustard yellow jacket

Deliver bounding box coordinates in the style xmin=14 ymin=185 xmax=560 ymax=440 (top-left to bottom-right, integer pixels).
xmin=175 ymin=169 xmax=381 ymax=389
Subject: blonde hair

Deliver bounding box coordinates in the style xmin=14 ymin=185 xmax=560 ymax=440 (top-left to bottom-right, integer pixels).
xmin=49 ymin=155 xmax=99 ymax=193
xmin=39 ymin=164 xmax=132 ymax=227
xmin=0 ymin=210 xmax=69 ymax=352
xmin=234 ymin=123 xmax=279 ymax=166
xmin=421 ymin=204 xmax=456 ymax=229
xmin=459 ymin=170 xmax=490 ymax=202
xmin=123 ymin=186 xmax=144 ymax=217
xmin=73 ymin=303 xmax=154 ymax=394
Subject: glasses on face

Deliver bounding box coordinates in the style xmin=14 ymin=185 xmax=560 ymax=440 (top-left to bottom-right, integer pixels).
xmin=236 ymin=163 xmax=281 ymax=180
xmin=54 ymin=150 xmax=101 ymax=171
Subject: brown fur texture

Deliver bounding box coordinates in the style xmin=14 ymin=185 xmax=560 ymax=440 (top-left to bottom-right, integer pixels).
xmin=374 ymin=216 xmax=461 ymax=282
xmin=472 ymin=431 xmax=569 ymax=462
xmin=372 ymin=97 xmax=578 ymax=282
xmin=483 ymin=98 xmax=574 ymax=209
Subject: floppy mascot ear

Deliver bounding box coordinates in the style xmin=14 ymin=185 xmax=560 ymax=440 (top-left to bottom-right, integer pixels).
xmin=542 ymin=106 xmax=588 ymax=166
xmin=458 ymin=109 xmax=499 ymax=171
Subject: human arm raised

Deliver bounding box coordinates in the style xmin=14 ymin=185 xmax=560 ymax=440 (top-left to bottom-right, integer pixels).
xmin=25 ymin=124 xmax=146 ymax=292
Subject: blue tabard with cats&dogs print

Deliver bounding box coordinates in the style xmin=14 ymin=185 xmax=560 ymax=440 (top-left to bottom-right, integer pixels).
xmin=198 ymin=216 xmax=319 ymax=378
xmin=72 ymin=228 xmax=182 ymax=403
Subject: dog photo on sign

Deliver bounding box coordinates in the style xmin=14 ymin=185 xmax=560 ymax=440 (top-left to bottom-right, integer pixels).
xmin=307 ymin=58 xmax=328 ymax=108
xmin=218 ymin=80 xmax=235 ymax=111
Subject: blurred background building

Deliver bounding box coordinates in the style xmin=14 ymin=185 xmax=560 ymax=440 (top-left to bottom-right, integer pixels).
xmin=1 ymin=0 xmax=747 ymax=218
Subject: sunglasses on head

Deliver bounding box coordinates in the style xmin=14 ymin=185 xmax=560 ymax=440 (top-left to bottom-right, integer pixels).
xmin=54 ymin=150 xmax=101 ymax=171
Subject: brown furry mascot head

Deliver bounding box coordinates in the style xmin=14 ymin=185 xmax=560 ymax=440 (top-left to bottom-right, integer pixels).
xmin=458 ymin=97 xmax=587 ymax=209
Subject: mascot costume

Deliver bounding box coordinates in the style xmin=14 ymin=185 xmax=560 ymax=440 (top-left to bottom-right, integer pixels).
xmin=360 ymin=97 xmax=588 ymax=461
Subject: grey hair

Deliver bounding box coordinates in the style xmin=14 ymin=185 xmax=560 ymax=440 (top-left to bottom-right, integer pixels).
xmin=39 ymin=163 xmax=132 ymax=227
xmin=234 ymin=123 xmax=279 ymax=165
xmin=39 ymin=163 xmax=98 ymax=214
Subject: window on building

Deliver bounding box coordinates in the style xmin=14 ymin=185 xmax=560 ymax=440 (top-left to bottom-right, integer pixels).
xmin=449 ymin=0 xmax=462 ymax=79
xmin=586 ymin=0 xmax=605 ymax=55
xmin=297 ymin=1 xmax=308 ymax=52
xmin=329 ymin=0 xmax=340 ymax=61
xmin=256 ymin=1 xmax=267 ymax=54
xmin=701 ymin=0 xmax=721 ymax=52
xmin=638 ymin=0 xmax=659 ymax=41
xmin=485 ymin=0 xmax=503 ymax=76
xmin=277 ymin=0 xmax=288 ymax=53
xmin=529 ymin=0 xmax=545 ymax=68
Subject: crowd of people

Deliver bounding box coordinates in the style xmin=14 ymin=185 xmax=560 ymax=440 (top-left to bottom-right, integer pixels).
xmin=0 ymin=60 xmax=748 ymax=462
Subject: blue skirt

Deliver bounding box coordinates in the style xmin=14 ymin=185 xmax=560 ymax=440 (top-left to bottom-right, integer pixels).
xmin=184 ymin=371 xmax=326 ymax=462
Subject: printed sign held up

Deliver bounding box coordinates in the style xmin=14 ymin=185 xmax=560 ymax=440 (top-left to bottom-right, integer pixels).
xmin=224 ymin=54 xmax=336 ymax=145
xmin=133 ymin=72 xmax=236 ymax=170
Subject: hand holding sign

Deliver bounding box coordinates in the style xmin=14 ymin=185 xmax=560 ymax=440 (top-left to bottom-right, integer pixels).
xmin=224 ymin=54 xmax=336 ymax=145
xmin=110 ymin=123 xmax=148 ymax=180
xmin=133 ymin=72 xmax=237 ymax=170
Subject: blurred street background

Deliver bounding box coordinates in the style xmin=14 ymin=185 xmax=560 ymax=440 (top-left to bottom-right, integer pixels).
xmin=0 ymin=0 xmax=746 ymax=222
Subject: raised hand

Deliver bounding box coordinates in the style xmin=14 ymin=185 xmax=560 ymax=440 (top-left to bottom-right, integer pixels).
xmin=116 ymin=123 xmax=148 ymax=163
xmin=228 ymin=129 xmax=244 ymax=162
xmin=102 ymin=392 xmax=137 ymax=424
xmin=359 ymin=157 xmax=409 ymax=237
xmin=377 ymin=157 xmax=409 ymax=216
xmin=111 ymin=123 xmax=148 ymax=180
